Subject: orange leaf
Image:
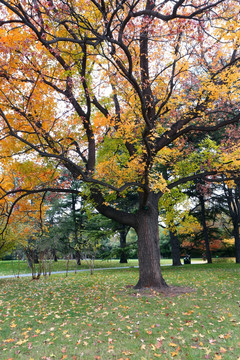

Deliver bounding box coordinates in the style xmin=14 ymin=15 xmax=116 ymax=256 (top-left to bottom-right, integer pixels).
xmin=4 ymin=339 xmax=15 ymax=343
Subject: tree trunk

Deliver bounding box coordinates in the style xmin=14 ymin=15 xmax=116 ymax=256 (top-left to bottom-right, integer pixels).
xmin=233 ymin=222 xmax=240 ymax=263
xmin=75 ymin=249 xmax=81 ymax=266
xmin=52 ymin=249 xmax=58 ymax=262
xmin=234 ymin=182 xmax=240 ymax=263
xmin=33 ymin=250 xmax=39 ymax=264
xmin=169 ymin=230 xmax=182 ymax=266
xmin=119 ymin=227 xmax=128 ymax=264
xmin=94 ymin=190 xmax=167 ymax=289
xmin=223 ymin=182 xmax=240 ymax=263
xmin=199 ymin=194 xmax=212 ymax=263
xmin=134 ymin=193 xmax=168 ymax=289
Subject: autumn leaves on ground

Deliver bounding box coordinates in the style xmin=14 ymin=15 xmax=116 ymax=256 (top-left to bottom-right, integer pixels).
xmin=1 ymin=263 xmax=240 ymax=360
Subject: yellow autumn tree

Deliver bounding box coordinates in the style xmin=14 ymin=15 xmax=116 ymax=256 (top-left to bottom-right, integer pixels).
xmin=0 ymin=1 xmax=240 ymax=288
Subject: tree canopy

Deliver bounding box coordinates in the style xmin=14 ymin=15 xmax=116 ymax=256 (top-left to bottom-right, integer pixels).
xmin=0 ymin=0 xmax=240 ymax=288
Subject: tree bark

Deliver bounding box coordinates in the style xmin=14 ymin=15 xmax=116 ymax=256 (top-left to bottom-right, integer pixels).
xmin=199 ymin=194 xmax=212 ymax=263
xmin=169 ymin=230 xmax=182 ymax=266
xmin=134 ymin=193 xmax=168 ymax=289
xmin=94 ymin=190 xmax=167 ymax=289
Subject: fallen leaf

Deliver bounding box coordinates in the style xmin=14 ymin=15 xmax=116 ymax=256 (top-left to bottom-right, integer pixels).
xmin=4 ymin=339 xmax=15 ymax=343
xmin=209 ymin=339 xmax=216 ymax=345
xmin=156 ymin=340 xmax=163 ymax=348
xmin=122 ymin=351 xmax=133 ymax=355
xmin=16 ymin=339 xmax=28 ymax=345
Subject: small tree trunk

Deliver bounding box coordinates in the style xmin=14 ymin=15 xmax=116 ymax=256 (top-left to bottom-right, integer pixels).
xmin=134 ymin=193 xmax=167 ymax=289
xmin=33 ymin=250 xmax=39 ymax=264
xmin=199 ymin=194 xmax=212 ymax=263
xmin=66 ymin=255 xmax=70 ymax=277
xmin=52 ymin=249 xmax=58 ymax=262
xmin=169 ymin=230 xmax=182 ymax=266
xmin=75 ymin=250 xmax=81 ymax=266
xmin=119 ymin=228 xmax=128 ymax=264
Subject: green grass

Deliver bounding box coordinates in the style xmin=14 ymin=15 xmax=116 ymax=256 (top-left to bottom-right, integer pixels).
xmin=0 ymin=263 xmax=239 ymax=360
xmin=0 ymin=258 xmax=208 ymax=277
xmin=0 ymin=259 xmax=140 ymax=276
xmin=0 ymin=259 xmax=174 ymax=277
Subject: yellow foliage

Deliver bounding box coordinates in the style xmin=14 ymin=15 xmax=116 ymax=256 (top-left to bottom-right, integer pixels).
xmin=0 ymin=0 xmax=240 ymax=220
xmin=222 ymin=238 xmax=235 ymax=247
xmin=149 ymin=173 xmax=169 ymax=193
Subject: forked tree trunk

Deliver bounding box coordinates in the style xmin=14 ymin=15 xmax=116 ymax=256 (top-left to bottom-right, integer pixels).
xmin=134 ymin=193 xmax=168 ymax=289
xmin=94 ymin=190 xmax=167 ymax=289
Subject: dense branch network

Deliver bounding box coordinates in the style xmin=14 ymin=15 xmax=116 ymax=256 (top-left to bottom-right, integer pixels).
xmin=0 ymin=0 xmax=239 ymax=222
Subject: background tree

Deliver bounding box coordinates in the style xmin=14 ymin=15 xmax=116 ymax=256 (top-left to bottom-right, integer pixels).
xmin=222 ymin=179 xmax=240 ymax=263
xmin=0 ymin=1 xmax=240 ymax=289
xmin=159 ymin=186 xmax=201 ymax=265
xmin=44 ymin=190 xmax=114 ymax=263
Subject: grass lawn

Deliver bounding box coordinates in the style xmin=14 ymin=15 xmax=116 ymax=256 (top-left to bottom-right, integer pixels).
xmin=0 ymin=258 xmax=210 ymax=277
xmin=0 ymin=262 xmax=239 ymax=360
xmin=0 ymin=259 xmax=175 ymax=277
xmin=0 ymin=259 xmax=141 ymax=277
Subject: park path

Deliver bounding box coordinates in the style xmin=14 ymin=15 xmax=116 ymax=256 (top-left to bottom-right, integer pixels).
xmin=0 ymin=261 xmax=205 ymax=279
xmin=0 ymin=265 xmax=134 ymax=279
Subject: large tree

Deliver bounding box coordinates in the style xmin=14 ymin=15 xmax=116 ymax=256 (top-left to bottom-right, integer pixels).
xmin=0 ymin=1 xmax=240 ymax=289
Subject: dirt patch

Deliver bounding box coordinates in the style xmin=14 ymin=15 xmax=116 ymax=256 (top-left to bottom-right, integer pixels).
xmin=128 ymin=285 xmax=196 ymax=298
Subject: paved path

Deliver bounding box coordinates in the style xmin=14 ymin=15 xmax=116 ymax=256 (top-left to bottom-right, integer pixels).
xmin=0 ymin=261 xmax=205 ymax=279
xmin=0 ymin=266 xmax=135 ymax=279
